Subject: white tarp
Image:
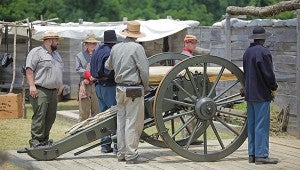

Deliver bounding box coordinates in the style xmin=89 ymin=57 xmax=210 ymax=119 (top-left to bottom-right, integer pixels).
xmin=16 ymin=19 xmax=199 ymax=42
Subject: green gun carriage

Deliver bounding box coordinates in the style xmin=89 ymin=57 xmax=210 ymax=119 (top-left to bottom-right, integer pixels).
xmin=18 ymin=53 xmax=247 ymax=162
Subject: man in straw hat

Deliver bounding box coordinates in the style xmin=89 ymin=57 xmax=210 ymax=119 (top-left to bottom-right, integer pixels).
xmin=25 ymin=31 xmax=64 ymax=148
xmin=243 ymin=26 xmax=278 ymax=165
xmin=75 ymin=33 xmax=100 ymax=122
xmin=105 ymin=21 xmax=150 ymax=164
xmin=91 ymin=30 xmax=118 ymax=153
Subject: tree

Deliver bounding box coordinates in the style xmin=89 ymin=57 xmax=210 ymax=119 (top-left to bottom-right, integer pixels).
xmin=0 ymin=0 xmax=297 ymax=25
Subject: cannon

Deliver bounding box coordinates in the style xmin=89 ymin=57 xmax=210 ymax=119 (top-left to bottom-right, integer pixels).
xmin=18 ymin=53 xmax=247 ymax=162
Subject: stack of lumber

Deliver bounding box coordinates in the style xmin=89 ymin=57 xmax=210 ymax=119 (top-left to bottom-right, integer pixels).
xmin=149 ymin=66 xmax=241 ymax=85
xmin=65 ymin=106 xmax=118 ymax=135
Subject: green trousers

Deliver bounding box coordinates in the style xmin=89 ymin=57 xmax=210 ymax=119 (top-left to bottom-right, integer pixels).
xmin=29 ymin=87 xmax=58 ymax=146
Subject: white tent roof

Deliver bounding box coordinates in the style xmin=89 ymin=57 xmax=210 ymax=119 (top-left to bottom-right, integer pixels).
xmin=15 ymin=19 xmax=200 ymax=42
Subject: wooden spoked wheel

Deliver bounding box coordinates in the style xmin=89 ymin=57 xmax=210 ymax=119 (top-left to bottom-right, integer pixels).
xmin=153 ymin=55 xmax=247 ymax=161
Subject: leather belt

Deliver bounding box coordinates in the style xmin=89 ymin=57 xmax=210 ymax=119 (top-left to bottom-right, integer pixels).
xmin=35 ymin=85 xmax=56 ymax=90
xmin=117 ymin=83 xmax=140 ymax=86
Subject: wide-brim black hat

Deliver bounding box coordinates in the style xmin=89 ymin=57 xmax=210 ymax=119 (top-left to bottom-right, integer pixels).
xmin=104 ymin=30 xmax=118 ymax=43
xmin=248 ymin=26 xmax=272 ymax=39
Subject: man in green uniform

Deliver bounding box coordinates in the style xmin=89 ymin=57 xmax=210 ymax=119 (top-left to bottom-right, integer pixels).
xmin=26 ymin=31 xmax=64 ymax=148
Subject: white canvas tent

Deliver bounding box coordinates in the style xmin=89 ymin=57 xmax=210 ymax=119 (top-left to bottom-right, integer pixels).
xmin=13 ymin=19 xmax=200 ymax=42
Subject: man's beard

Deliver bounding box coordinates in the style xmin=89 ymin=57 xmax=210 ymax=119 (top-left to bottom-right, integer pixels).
xmin=51 ymin=44 xmax=57 ymax=51
xmin=50 ymin=41 xmax=58 ymax=51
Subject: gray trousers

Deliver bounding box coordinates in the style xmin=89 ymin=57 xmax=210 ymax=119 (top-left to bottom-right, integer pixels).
xmin=116 ymin=86 xmax=144 ymax=161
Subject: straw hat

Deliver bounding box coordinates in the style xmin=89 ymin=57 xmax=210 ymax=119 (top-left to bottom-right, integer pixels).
xmin=120 ymin=21 xmax=145 ymax=38
xmin=41 ymin=31 xmax=62 ymax=40
xmin=84 ymin=33 xmax=100 ymax=43
xmin=248 ymin=26 xmax=272 ymax=39
xmin=184 ymin=35 xmax=197 ymax=42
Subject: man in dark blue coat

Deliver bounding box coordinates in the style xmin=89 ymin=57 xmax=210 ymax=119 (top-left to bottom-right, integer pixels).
xmin=90 ymin=30 xmax=118 ymax=153
xmin=243 ymin=26 xmax=278 ymax=165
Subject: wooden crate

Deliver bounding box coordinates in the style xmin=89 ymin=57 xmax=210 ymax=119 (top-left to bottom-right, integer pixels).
xmin=0 ymin=93 xmax=22 ymax=119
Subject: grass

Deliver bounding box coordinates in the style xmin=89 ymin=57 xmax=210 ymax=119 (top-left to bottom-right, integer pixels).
xmin=0 ymin=100 xmax=78 ymax=170
xmin=0 ymin=100 xmax=77 ymax=150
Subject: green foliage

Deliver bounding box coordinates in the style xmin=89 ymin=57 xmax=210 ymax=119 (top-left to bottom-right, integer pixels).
xmin=0 ymin=0 xmax=297 ymax=26
xmin=0 ymin=101 xmax=76 ymax=150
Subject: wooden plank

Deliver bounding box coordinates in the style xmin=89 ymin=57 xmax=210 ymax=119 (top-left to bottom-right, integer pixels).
xmin=6 ymin=137 xmax=300 ymax=170
xmin=7 ymin=150 xmax=59 ymax=170
xmin=296 ymin=9 xmax=300 ymax=137
xmin=277 ymin=82 xmax=296 ymax=95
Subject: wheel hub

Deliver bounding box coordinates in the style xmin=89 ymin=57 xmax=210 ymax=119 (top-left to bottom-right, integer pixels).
xmin=195 ymin=97 xmax=217 ymax=120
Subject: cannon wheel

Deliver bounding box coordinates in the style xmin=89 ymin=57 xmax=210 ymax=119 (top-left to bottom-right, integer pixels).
xmin=153 ymin=55 xmax=247 ymax=161
xmin=141 ymin=52 xmax=189 ymax=148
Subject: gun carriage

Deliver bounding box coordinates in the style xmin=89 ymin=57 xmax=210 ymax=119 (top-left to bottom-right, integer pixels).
xmin=18 ymin=53 xmax=247 ymax=162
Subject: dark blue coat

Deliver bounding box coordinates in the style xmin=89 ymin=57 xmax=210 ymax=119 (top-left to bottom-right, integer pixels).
xmin=90 ymin=44 xmax=116 ymax=86
xmin=243 ymin=43 xmax=278 ymax=102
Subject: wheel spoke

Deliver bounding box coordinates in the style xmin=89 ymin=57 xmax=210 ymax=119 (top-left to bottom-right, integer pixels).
xmin=207 ymin=66 xmax=225 ymax=98
xmin=163 ymin=110 xmax=194 ymax=122
xmin=171 ymin=119 xmax=175 ymax=140
xmin=185 ymin=120 xmax=201 ymax=150
xmin=215 ymin=93 xmax=242 ymax=103
xmin=203 ymin=126 xmax=208 ymax=154
xmin=202 ymin=63 xmax=207 ymax=97
xmin=209 ymin=120 xmax=225 ymax=149
xmin=170 ymin=116 xmax=195 ymax=139
xmin=163 ymin=98 xmax=194 ymax=107
xmin=179 ymin=116 xmax=192 ymax=135
xmin=214 ymin=116 xmax=240 ymax=136
xmin=217 ymin=108 xmax=247 ymax=118
xmin=185 ymin=68 xmax=201 ymax=98
xmin=172 ymin=80 xmax=196 ymax=102
xmin=213 ymin=80 xmax=239 ymax=101
xmin=216 ymin=97 xmax=245 ymax=106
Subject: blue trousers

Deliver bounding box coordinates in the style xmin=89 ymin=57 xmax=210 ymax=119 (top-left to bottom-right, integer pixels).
xmin=247 ymin=101 xmax=270 ymax=158
xmin=95 ymin=84 xmax=117 ymax=112
xmin=95 ymin=84 xmax=117 ymax=150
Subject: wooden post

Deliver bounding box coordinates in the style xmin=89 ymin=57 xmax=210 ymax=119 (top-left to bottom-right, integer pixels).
xmin=0 ymin=24 xmax=2 ymax=46
xmin=225 ymin=13 xmax=231 ymax=61
xmin=296 ymin=9 xmax=300 ymax=136
xmin=9 ymin=26 xmax=17 ymax=93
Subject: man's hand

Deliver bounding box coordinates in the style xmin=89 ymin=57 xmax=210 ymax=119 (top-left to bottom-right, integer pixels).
xmin=89 ymin=76 xmax=95 ymax=82
xmin=271 ymin=90 xmax=276 ymax=101
xmin=83 ymin=79 xmax=90 ymax=85
xmin=57 ymin=85 xmax=64 ymax=96
xmin=29 ymin=85 xmax=38 ymax=98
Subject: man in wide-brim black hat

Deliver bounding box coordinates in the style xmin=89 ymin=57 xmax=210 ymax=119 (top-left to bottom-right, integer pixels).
xmin=90 ymin=30 xmax=118 ymax=153
xmin=243 ymin=26 xmax=278 ymax=165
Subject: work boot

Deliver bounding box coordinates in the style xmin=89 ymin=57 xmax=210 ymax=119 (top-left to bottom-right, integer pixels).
xmin=113 ymin=143 xmax=118 ymax=154
xmin=100 ymin=136 xmax=112 ymax=153
xmin=255 ymin=157 xmax=278 ymax=165
xmin=118 ymin=158 xmax=125 ymax=162
xmin=29 ymin=139 xmax=40 ymax=148
xmin=40 ymin=139 xmax=53 ymax=146
xmin=126 ymin=156 xmax=149 ymax=164
xmin=101 ymin=146 xmax=113 ymax=153
xmin=191 ymin=140 xmax=203 ymax=145
xmin=249 ymin=155 xmax=255 ymax=163
xmin=117 ymin=153 xmax=125 ymax=162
